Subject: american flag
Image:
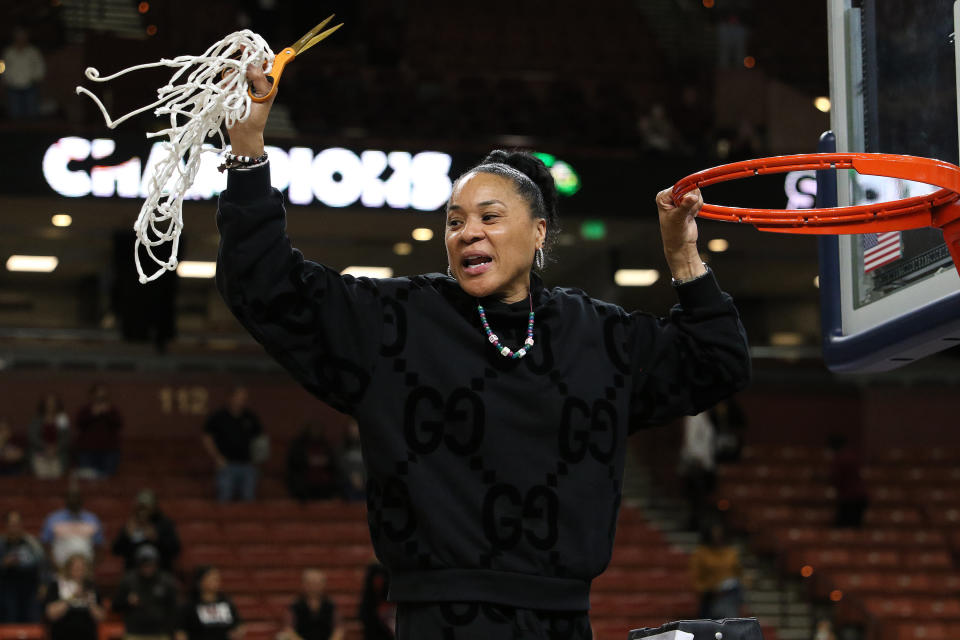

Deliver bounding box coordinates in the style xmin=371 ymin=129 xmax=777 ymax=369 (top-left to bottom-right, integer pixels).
xmin=862 ymin=231 xmax=903 ymax=273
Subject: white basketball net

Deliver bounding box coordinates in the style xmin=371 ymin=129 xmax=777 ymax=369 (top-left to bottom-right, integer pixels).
xmin=76 ymin=30 xmax=275 ymax=283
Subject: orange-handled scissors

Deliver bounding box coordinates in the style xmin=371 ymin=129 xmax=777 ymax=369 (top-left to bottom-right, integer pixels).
xmin=249 ymin=14 xmax=343 ymax=103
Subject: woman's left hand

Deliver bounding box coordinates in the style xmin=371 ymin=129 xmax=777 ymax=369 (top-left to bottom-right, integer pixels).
xmin=655 ymin=187 xmax=707 ymax=281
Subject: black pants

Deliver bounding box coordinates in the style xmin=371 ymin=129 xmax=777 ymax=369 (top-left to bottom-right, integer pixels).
xmin=395 ymin=602 xmax=592 ymax=640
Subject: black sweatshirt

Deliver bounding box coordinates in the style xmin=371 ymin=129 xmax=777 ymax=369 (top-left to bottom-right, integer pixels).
xmin=216 ymin=164 xmax=751 ymax=611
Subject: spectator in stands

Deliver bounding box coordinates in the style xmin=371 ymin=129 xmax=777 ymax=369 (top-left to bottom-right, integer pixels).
xmin=829 ymin=435 xmax=869 ymax=528
xmin=679 ymin=411 xmax=717 ymax=532
xmin=112 ymin=489 xmax=181 ymax=572
xmin=716 ymin=15 xmax=749 ymax=70
xmin=0 ymin=417 xmax=27 ymax=475
xmin=74 ymin=383 xmax=124 ymax=478
xmin=638 ymin=103 xmax=682 ymax=154
xmin=358 ymin=562 xmax=394 ymax=640
xmin=203 ymin=386 xmax=264 ymax=502
xmin=43 ymin=553 xmax=105 ymax=640
xmin=0 ymin=510 xmax=45 ymax=623
xmin=1 ymin=26 xmax=45 ymax=119
xmin=176 ymin=565 xmax=244 ymax=640
xmin=278 ymin=569 xmax=344 ymax=640
xmin=710 ymin=397 xmax=747 ymax=464
xmin=336 ymin=420 xmax=365 ymax=502
xmin=28 ymin=392 xmax=71 ymax=479
xmin=814 ymin=618 xmax=837 ymax=640
xmin=286 ymin=422 xmax=338 ymax=501
xmin=40 ymin=486 xmax=105 ymax=569
xmin=690 ymin=519 xmax=743 ymax=620
xmin=113 ymin=544 xmax=180 ymax=640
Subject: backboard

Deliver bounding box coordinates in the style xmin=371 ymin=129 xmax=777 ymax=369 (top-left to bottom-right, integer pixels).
xmin=819 ymin=0 xmax=960 ymax=372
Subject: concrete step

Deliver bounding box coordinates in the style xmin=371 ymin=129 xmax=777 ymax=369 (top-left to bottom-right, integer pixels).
xmin=777 ymin=628 xmax=817 ymax=640
xmin=745 ymin=589 xmax=805 ymax=605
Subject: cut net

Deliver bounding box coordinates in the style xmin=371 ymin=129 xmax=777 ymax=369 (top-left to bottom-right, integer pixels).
xmin=76 ymin=30 xmax=275 ymax=283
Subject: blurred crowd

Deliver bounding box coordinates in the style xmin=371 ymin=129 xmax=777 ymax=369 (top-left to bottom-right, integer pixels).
xmin=0 ymin=384 xmax=367 ymax=505
xmin=0 ymin=1 xmax=768 ymax=163
xmin=0 ymin=379 xmax=388 ymax=640
xmin=0 ymin=487 xmax=393 ymax=640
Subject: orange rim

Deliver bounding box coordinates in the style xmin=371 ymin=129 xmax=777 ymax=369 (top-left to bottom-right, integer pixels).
xmin=672 ymin=152 xmax=960 ymax=235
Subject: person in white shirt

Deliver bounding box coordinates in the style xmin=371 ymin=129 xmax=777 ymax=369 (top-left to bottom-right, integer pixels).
xmin=680 ymin=411 xmax=717 ymax=531
xmin=2 ymin=27 xmax=45 ymax=118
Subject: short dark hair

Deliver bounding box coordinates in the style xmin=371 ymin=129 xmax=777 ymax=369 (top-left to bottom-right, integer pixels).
xmin=454 ymin=150 xmax=561 ymax=264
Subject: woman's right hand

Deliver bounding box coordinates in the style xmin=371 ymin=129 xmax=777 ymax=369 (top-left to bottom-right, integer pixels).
xmin=227 ymin=63 xmax=277 ymax=157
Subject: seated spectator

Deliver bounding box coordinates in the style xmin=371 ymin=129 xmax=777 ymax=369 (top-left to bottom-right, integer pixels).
xmin=1 ymin=26 xmax=45 ymax=119
xmin=176 ymin=566 xmax=244 ymax=640
xmin=358 ymin=562 xmax=394 ymax=640
xmin=43 ymin=553 xmax=104 ymax=640
xmin=286 ymin=423 xmax=338 ymax=501
xmin=113 ymin=544 xmax=179 ymax=640
xmin=112 ymin=489 xmax=181 ymax=572
xmin=278 ymin=569 xmax=344 ymax=640
xmin=710 ymin=397 xmax=747 ymax=464
xmin=27 ymin=392 xmax=70 ymax=479
xmin=690 ymin=519 xmax=743 ymax=620
xmin=830 ymin=434 xmax=868 ymax=528
xmin=0 ymin=417 xmax=27 ymax=475
xmin=74 ymin=383 xmax=124 ymax=478
xmin=0 ymin=510 xmax=46 ymax=623
xmin=679 ymin=411 xmax=717 ymax=532
xmin=203 ymin=387 xmax=264 ymax=502
xmin=336 ymin=420 xmax=365 ymax=502
xmin=40 ymin=486 xmax=105 ymax=569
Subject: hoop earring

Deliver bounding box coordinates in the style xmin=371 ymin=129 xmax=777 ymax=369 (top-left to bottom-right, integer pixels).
xmin=534 ymin=247 xmax=544 ymax=270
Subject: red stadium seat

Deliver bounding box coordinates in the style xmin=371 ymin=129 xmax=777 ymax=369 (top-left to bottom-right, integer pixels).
xmin=589 ymin=593 xmax=696 ymax=618
xmin=0 ymin=625 xmax=45 ymax=640
xmin=286 ymin=544 xmax=376 ymax=567
xmin=592 ymin=568 xmax=693 ymax=593
xmin=222 ymin=522 xmax=270 ymax=544
xmin=250 ymin=568 xmax=302 ymax=592
xmin=181 ymin=544 xmax=235 ymax=567
xmin=98 ymin=621 xmax=124 ymax=640
xmin=178 ymin=520 xmax=222 ymax=544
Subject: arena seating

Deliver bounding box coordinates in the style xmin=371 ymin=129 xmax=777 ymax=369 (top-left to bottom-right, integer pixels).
xmin=717 ymin=445 xmax=960 ymax=640
xmin=0 ymin=435 xmax=702 ymax=640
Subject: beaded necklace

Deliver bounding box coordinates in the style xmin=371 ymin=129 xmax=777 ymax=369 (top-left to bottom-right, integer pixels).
xmin=476 ymin=293 xmax=535 ymax=359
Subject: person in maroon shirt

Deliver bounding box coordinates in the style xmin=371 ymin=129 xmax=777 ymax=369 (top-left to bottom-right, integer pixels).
xmin=829 ymin=435 xmax=869 ymax=528
xmin=286 ymin=423 xmax=338 ymax=501
xmin=0 ymin=418 xmax=27 ymax=476
xmin=27 ymin=393 xmax=70 ymax=479
xmin=74 ymin=384 xmax=124 ymax=478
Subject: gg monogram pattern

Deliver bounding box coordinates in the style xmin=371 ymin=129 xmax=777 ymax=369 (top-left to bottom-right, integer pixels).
xmin=216 ymin=166 xmax=751 ymax=617
xmin=395 ymin=602 xmax=592 ymax=640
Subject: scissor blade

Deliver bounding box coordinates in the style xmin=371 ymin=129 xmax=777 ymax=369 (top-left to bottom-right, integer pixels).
xmin=296 ymin=22 xmax=344 ymax=56
xmin=291 ymin=15 xmax=336 ymax=53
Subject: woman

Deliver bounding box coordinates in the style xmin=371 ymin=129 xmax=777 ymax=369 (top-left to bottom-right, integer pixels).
xmin=216 ymin=68 xmax=750 ymax=639
xmin=43 ymin=553 xmax=105 ymax=640
xmin=277 ymin=569 xmax=345 ymax=640
xmin=176 ymin=566 xmax=244 ymax=640
xmin=690 ymin=520 xmax=744 ymax=619
xmin=27 ymin=392 xmax=70 ymax=478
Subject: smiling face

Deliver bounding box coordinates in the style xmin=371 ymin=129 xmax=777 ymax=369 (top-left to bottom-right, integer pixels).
xmin=445 ymin=172 xmax=546 ymax=302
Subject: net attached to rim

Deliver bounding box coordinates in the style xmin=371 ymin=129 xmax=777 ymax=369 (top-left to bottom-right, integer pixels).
xmin=76 ymin=30 xmax=275 ymax=283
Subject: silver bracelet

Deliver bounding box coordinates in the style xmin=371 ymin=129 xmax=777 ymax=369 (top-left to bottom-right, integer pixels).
xmin=218 ymin=151 xmax=269 ymax=173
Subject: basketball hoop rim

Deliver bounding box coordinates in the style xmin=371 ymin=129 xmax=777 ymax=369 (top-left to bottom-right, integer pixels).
xmin=672 ymin=152 xmax=960 ymax=232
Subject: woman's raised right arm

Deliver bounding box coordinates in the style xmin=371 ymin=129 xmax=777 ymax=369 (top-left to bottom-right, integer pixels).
xmin=216 ymin=66 xmax=383 ymax=415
